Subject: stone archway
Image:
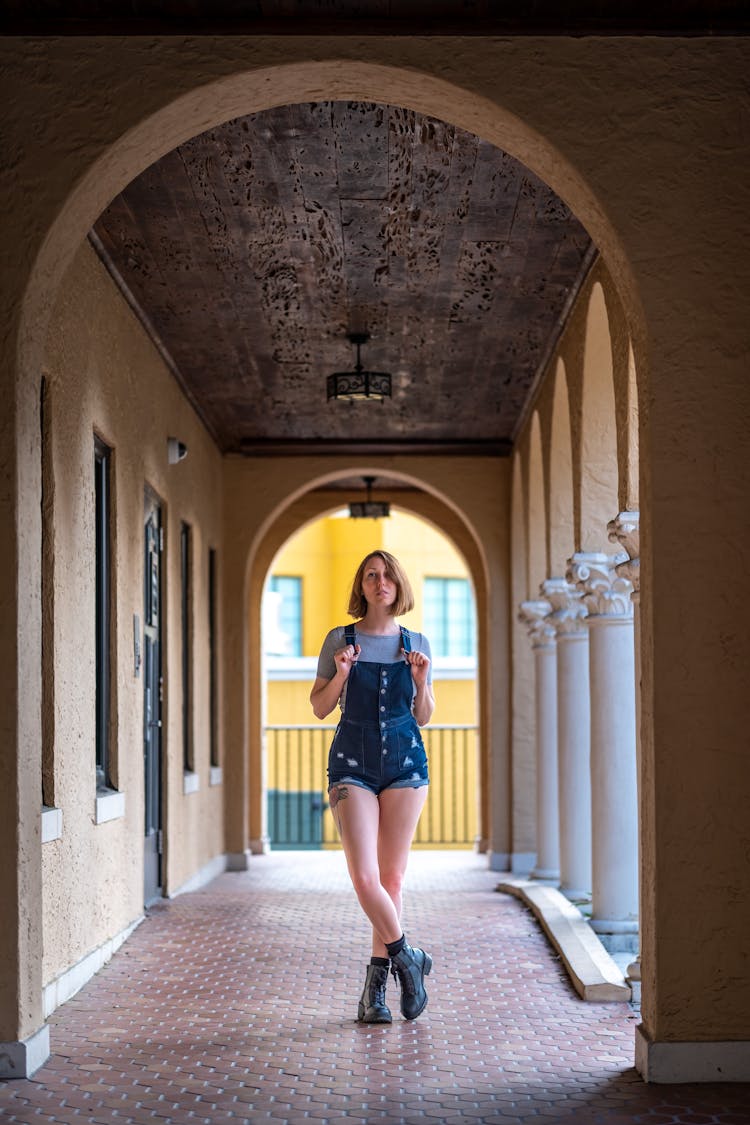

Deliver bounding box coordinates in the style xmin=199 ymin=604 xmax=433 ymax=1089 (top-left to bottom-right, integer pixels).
xmin=239 ymin=465 xmax=492 ymax=861
xmin=3 ymin=43 xmax=656 ymax=1073
xmin=4 ymin=33 xmax=749 ymax=1085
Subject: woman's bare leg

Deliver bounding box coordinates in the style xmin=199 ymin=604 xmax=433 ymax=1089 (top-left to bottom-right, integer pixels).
xmin=329 ymin=783 xmax=402 ymax=945
xmin=371 ymin=786 xmax=429 ymax=957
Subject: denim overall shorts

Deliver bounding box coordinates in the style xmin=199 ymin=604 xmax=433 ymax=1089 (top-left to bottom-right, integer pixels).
xmin=327 ymin=625 xmax=430 ymax=796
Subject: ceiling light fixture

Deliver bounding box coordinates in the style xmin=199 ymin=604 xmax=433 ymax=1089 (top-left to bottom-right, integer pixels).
xmin=327 ymin=332 xmax=392 ymax=402
xmin=349 ymin=476 xmax=390 ymax=520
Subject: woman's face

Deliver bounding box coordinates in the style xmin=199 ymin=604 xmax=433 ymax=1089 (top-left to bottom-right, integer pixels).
xmin=360 ymin=555 xmax=397 ymax=611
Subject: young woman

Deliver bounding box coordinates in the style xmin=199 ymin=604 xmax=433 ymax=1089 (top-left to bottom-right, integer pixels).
xmin=310 ymin=550 xmax=435 ymax=1023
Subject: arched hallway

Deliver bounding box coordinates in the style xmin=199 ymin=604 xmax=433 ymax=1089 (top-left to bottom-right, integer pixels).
xmin=2 ymin=21 xmax=750 ymax=1090
xmin=1 ymin=850 xmax=748 ymax=1124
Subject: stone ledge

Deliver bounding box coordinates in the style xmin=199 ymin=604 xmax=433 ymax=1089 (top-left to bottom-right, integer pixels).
xmin=94 ymin=788 xmax=125 ymax=824
xmin=41 ymin=805 xmax=63 ymax=843
xmin=182 ymin=770 xmax=200 ymax=795
xmin=497 ymin=877 xmax=631 ymax=1002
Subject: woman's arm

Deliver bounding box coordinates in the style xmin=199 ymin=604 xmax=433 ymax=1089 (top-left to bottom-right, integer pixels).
xmin=402 ymin=648 xmax=435 ymax=727
xmin=412 ymin=679 xmax=435 ymax=727
xmin=309 ymin=671 xmax=346 ymax=720
xmin=309 ymin=642 xmax=361 ymax=720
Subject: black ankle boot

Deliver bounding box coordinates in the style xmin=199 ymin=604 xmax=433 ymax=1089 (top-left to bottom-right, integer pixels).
xmin=390 ymin=942 xmax=432 ymax=1020
xmin=357 ymin=962 xmax=392 ymax=1024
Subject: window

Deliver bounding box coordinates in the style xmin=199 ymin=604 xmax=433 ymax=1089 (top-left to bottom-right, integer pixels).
xmin=266 ymin=575 xmax=303 ymax=656
xmin=208 ymin=547 xmax=219 ymax=768
xmin=181 ymin=521 xmax=193 ymax=772
xmin=94 ymin=436 xmax=112 ymax=790
xmin=423 ymin=577 xmax=476 ymax=658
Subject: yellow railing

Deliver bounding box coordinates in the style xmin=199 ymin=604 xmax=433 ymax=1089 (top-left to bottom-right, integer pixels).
xmin=265 ymin=724 xmax=479 ymax=849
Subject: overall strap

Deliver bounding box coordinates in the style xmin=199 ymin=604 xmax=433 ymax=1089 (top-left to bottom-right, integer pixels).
xmin=344 ymin=624 xmax=356 ymax=647
xmin=399 ymin=625 xmax=412 ymax=653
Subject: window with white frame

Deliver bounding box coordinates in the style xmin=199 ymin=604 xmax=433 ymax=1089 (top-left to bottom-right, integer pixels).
xmin=265 ymin=575 xmax=303 ymax=656
xmin=423 ymin=577 xmax=476 ymax=657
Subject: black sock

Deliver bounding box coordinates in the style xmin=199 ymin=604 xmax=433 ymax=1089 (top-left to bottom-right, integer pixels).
xmin=370 ymin=956 xmax=389 ymax=967
xmin=385 ymin=935 xmax=405 ymax=958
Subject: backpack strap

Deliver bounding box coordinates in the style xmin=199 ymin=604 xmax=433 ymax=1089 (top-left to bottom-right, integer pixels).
xmin=344 ymin=624 xmax=357 ymax=647
xmin=399 ymin=625 xmax=412 ymax=653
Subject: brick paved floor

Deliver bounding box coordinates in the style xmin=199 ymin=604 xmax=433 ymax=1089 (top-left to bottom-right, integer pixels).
xmin=2 ymin=850 xmax=750 ymax=1125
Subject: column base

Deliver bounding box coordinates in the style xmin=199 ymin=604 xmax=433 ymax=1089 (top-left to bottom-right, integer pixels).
xmin=627 ymin=957 xmax=642 ymax=1002
xmin=226 ymin=849 xmax=252 ymax=870
xmin=510 ymin=852 xmax=536 ymax=876
xmin=0 ymin=1024 xmax=50 ymax=1079
xmin=530 ymin=866 xmax=560 ymax=882
xmin=487 ymin=851 xmax=510 ymax=872
xmin=635 ymin=1025 xmax=750 ymax=1082
xmin=560 ymin=886 xmax=592 ymax=903
xmin=590 ymin=917 xmax=639 ymax=954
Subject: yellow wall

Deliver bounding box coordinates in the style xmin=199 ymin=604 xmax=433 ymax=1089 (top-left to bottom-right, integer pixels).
xmin=266 ymin=507 xmax=477 ymax=722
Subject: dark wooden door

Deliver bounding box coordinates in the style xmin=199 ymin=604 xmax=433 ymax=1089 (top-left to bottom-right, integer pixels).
xmin=143 ymin=492 xmax=163 ymax=904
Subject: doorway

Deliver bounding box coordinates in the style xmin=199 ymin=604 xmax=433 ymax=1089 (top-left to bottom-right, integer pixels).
xmin=143 ymin=489 xmax=164 ymax=904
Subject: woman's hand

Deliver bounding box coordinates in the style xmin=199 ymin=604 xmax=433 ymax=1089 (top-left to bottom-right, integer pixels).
xmin=334 ymin=642 xmax=361 ymax=677
xmin=402 ymin=648 xmax=430 ymax=687
xmin=310 ymin=643 xmax=360 ymax=720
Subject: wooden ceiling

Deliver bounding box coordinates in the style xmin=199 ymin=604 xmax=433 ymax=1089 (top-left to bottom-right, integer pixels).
xmin=92 ymin=101 xmax=594 ymax=456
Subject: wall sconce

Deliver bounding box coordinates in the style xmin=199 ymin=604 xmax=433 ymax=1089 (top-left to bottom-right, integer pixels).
xmin=168 ymin=437 xmax=188 ymax=464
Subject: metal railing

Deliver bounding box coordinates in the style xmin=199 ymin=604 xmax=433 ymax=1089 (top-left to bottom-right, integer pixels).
xmin=265 ymin=724 xmax=478 ymax=849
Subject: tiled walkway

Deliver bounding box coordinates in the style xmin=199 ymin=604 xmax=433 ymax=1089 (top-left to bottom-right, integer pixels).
xmin=2 ymin=850 xmax=750 ymax=1124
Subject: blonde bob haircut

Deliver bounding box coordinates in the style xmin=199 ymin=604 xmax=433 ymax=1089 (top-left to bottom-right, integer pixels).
xmin=348 ymin=550 xmax=415 ymax=619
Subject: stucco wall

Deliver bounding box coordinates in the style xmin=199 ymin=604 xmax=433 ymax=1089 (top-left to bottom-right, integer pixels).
xmin=1 ymin=32 xmax=749 ymax=1052
xmin=40 ymin=240 xmax=225 ymax=986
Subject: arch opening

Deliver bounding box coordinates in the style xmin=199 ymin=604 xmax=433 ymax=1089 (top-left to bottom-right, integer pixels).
xmin=260 ymin=503 xmax=481 ymax=852
xmin=579 ymin=282 xmax=619 ymax=553
xmin=241 ymin=466 xmax=492 ymax=856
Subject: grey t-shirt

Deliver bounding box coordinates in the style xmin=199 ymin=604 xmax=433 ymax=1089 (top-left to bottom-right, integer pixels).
xmin=315 ymin=625 xmax=433 ymax=712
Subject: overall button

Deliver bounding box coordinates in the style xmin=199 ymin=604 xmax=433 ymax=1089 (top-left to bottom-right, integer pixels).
xmin=380 ymin=706 xmax=386 ymax=712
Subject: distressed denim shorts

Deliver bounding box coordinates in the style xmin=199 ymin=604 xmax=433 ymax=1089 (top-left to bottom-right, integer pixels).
xmin=327 ymin=716 xmax=430 ymax=796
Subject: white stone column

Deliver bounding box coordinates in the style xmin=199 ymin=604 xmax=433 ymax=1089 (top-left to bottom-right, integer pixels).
xmin=608 ymin=511 xmax=642 ymax=986
xmin=568 ymin=552 xmax=638 ymax=951
xmin=546 ymin=579 xmax=592 ymax=901
xmin=518 ymin=598 xmax=560 ymax=881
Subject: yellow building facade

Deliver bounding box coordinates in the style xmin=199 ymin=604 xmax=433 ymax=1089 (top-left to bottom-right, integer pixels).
xmin=263 ymin=510 xmax=478 ymax=847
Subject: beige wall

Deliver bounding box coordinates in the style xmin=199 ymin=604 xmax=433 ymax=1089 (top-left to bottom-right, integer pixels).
xmin=40 ymin=240 xmax=225 ymax=985
xmin=1 ymin=33 xmax=749 ymax=1057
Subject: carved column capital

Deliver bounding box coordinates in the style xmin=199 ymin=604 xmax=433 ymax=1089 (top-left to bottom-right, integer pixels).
xmin=518 ymin=599 xmax=555 ymax=648
xmin=543 ymin=577 xmax=589 ymax=638
xmin=567 ymin=551 xmax=633 ymax=619
xmin=608 ymin=511 xmax=640 ymax=594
